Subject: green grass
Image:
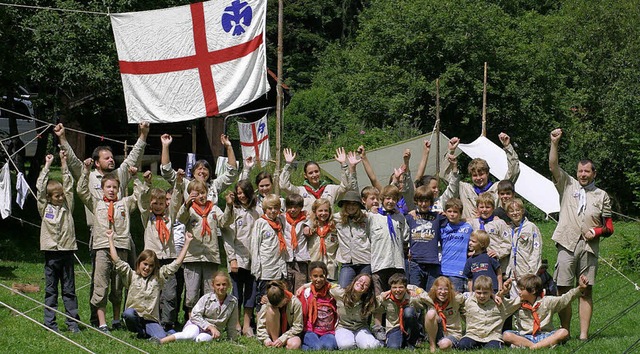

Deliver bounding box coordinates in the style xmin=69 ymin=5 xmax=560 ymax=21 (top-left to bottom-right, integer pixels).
xmin=1 ymin=222 xmax=639 ymax=353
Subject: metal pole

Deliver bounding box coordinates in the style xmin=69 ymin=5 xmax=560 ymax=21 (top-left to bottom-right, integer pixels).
xmin=435 ymin=78 xmax=440 ymax=182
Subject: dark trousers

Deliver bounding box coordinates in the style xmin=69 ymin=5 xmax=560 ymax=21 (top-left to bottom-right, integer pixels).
xmin=386 ymin=306 xmax=421 ymax=349
xmin=44 ymin=251 xmax=80 ymax=330
xmin=338 ymin=263 xmax=371 ymax=288
xmin=458 ymin=337 xmax=503 ymax=350
xmin=158 ymin=259 xmax=179 ymax=329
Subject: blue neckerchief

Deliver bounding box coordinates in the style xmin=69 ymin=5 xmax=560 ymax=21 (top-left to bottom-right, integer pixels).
xmin=478 ymin=215 xmax=494 ymax=230
xmin=511 ymin=221 xmax=524 ymax=269
xmin=378 ymin=207 xmax=397 ymax=241
xmin=396 ymin=197 xmax=409 ymax=215
xmin=473 ymin=180 xmax=494 ymax=195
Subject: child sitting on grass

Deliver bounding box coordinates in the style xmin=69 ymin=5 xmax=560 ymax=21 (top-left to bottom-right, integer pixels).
xmin=424 ymin=276 xmax=465 ymax=352
xmin=458 ymin=276 xmax=521 ymax=350
xmin=503 ymin=273 xmax=589 ymax=349
xmin=257 ymin=280 xmax=303 ymax=349
xmin=107 ymin=229 xmax=193 ymax=340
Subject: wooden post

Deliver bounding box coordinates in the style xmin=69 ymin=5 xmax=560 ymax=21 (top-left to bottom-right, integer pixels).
xmin=274 ymin=0 xmax=284 ymax=195
xmin=191 ymin=121 xmax=197 ymax=153
xmin=482 ymin=62 xmax=488 ymax=137
xmin=435 ymin=79 xmax=440 ymax=182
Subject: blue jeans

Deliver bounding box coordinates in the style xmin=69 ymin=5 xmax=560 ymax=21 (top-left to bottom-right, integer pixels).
xmin=302 ymin=332 xmax=338 ymax=350
xmin=458 ymin=337 xmax=503 ymax=350
xmin=338 ymin=264 xmax=372 ymax=288
xmin=406 ymin=260 xmax=441 ymax=291
xmin=448 ymin=276 xmax=466 ymax=293
xmin=122 ymin=308 xmax=167 ymax=339
xmin=386 ymin=306 xmax=421 ymax=349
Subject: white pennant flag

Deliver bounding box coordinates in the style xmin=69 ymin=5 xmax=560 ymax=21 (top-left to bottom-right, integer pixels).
xmin=111 ymin=0 xmax=269 ymax=123
xmin=238 ymin=114 xmax=270 ymax=165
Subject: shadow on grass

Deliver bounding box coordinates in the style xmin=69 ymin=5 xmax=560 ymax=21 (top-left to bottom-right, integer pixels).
xmin=0 ymin=265 xmax=18 ymax=279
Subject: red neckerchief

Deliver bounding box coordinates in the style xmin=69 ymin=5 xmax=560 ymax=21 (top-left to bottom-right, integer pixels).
xmin=262 ymin=215 xmax=286 ymax=252
xmin=316 ymin=224 xmax=331 ymax=256
xmin=434 ymin=299 xmax=450 ymax=333
xmin=285 ymin=211 xmax=307 ymax=250
xmin=191 ymin=201 xmax=213 ymax=239
xmin=521 ymin=301 xmax=542 ymax=335
xmin=304 ymin=185 xmax=326 ymax=199
xmin=103 ymin=196 xmax=117 ymax=225
xmin=280 ymin=290 xmax=293 ymax=334
xmin=309 ymin=282 xmax=330 ymax=329
xmin=388 ymin=292 xmax=410 ymax=334
xmin=154 ymin=214 xmax=170 ymax=245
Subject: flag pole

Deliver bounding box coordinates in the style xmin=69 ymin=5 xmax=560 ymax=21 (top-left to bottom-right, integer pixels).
xmin=435 ymin=78 xmax=440 ymax=183
xmin=482 ymin=62 xmax=488 ymax=137
xmin=274 ymin=0 xmax=284 ymax=194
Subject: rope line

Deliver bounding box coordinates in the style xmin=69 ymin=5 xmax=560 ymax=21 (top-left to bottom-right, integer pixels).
xmin=570 ymin=297 xmax=640 ymax=353
xmin=598 ymin=256 xmax=640 ymax=291
xmin=0 ymin=282 xmax=149 ymax=354
xmin=612 ymin=210 xmax=640 ymax=223
xmin=0 ymin=106 xmax=127 ymax=145
xmin=8 ymin=215 xmax=91 ymax=246
xmin=0 ymin=123 xmax=52 ymax=142
xmin=622 ymin=337 xmax=640 ymax=354
xmin=22 ymin=281 xmax=91 ymax=315
xmin=0 ymin=2 xmax=108 ymax=15
xmin=0 ymin=143 xmax=37 ymax=200
xmin=0 ymin=299 xmax=96 ymax=353
xmin=4 ymin=124 xmax=51 ymax=160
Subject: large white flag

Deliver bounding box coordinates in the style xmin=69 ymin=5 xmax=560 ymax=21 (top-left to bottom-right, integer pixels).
xmin=111 ymin=0 xmax=269 ymax=123
xmin=238 ymin=114 xmax=270 ymax=165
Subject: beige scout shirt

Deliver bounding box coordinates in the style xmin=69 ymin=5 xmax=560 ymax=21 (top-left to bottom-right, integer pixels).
xmin=330 ymin=286 xmax=371 ymax=331
xmin=115 ymin=259 xmax=181 ymax=322
xmin=251 ymin=216 xmax=288 ymax=280
xmin=377 ymin=285 xmax=429 ymax=333
xmin=37 ymin=167 xmax=77 ymax=251
xmin=160 ymin=161 xmax=238 ymax=205
xmin=513 ymin=287 xmax=581 ymax=335
xmin=307 ymin=227 xmax=339 ymax=280
xmin=222 ymin=204 xmax=261 ymax=270
xmin=190 ymin=292 xmax=239 ymax=340
xmin=283 ymin=214 xmax=311 ymax=262
xmin=506 ymin=218 xmax=542 ymax=278
xmin=432 ymin=170 xmax=461 ymax=213
xmin=62 ymin=138 xmax=147 ymax=226
xmin=422 ymin=293 xmax=466 ymax=340
xmin=78 ymin=169 xmax=137 ymax=250
xmin=256 ymin=296 xmax=303 ymax=343
xmin=469 ymin=217 xmax=512 ymax=271
xmin=137 ymin=179 xmax=183 ymax=260
xmin=463 ymin=292 xmax=521 ymax=342
xmin=334 ymin=213 xmax=371 ymax=265
xmin=367 ymin=212 xmax=409 ymax=273
xmin=457 ymin=144 xmax=520 ymax=220
xmin=177 ymin=201 xmax=233 ymax=264
xmin=279 ymin=163 xmax=352 ymax=213
xmin=552 ymin=168 xmax=611 ymax=255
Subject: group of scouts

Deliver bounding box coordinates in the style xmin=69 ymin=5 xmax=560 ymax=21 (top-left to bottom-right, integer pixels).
xmin=37 ymin=122 xmax=612 ymax=351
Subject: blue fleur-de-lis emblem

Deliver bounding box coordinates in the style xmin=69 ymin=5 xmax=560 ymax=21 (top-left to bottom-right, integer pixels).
xmin=258 ymin=122 xmax=266 ymax=134
xmin=221 ymin=0 xmax=253 ymax=36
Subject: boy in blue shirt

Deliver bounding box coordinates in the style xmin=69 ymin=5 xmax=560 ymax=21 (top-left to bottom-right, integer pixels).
xmin=406 ymin=186 xmax=446 ymax=291
xmin=440 ymin=198 xmax=473 ymax=292
xmin=464 ymin=230 xmax=502 ymax=293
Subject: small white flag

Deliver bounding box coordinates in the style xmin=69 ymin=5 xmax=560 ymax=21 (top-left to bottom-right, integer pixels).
xmin=238 ymin=114 xmax=270 ymax=165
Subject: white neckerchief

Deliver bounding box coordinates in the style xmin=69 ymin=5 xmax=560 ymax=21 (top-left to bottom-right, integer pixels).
xmin=577 ymin=181 xmax=596 ymax=216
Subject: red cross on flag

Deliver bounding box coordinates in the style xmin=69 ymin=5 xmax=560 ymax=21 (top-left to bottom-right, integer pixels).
xmin=110 ymin=0 xmax=269 ymax=123
xmin=238 ymin=114 xmax=270 ymax=165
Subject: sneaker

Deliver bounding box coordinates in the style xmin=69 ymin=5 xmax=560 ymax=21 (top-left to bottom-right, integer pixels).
xmin=372 ymin=325 xmax=387 ymax=341
xmin=111 ymin=320 xmax=123 ymax=331
xmin=98 ymin=325 xmax=110 ymax=334
xmin=68 ymin=326 xmax=81 ymax=334
xmin=148 ymin=337 xmax=162 ymax=345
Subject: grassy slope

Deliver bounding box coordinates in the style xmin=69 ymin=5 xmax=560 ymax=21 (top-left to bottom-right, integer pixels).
xmin=1 ymin=218 xmax=639 ymax=353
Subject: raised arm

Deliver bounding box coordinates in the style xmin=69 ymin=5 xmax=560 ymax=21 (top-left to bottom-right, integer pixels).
xmin=346 ymin=150 xmax=361 ymax=192
xmin=36 ymin=154 xmax=54 ymax=215
xmin=134 ymin=170 xmax=152 ymax=216
xmin=358 ymin=145 xmax=383 ymax=191
xmin=121 ymin=122 xmax=150 ymax=169
xmin=76 ymin=158 xmax=94 ymax=210
xmin=160 ymin=133 xmax=177 ymax=185
xmin=499 ymin=132 xmax=520 ymax=183
xmin=217 ymin=192 xmax=236 ymax=227
xmin=106 ymin=229 xmax=121 ymax=262
xmin=221 ymin=134 xmax=236 ymax=171
xmin=239 ymin=156 xmax=255 ymax=181
xmin=174 ymin=231 xmax=193 ymax=265
xmin=59 ymin=150 xmax=74 ymax=212
xmin=548 ymin=129 xmax=562 ymax=182
xmin=416 ymin=140 xmax=430 ymax=180
xmin=53 ymin=123 xmax=83 ymax=180
xmin=334 ymin=147 xmax=351 ymax=195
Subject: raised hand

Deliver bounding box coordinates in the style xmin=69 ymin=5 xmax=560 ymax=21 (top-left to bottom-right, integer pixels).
xmin=403 ymin=148 xmax=411 ymax=164
xmin=44 ymin=154 xmax=54 ymax=167
xmin=498 ymin=132 xmax=510 ymax=147
xmin=176 ymin=168 xmax=186 ymax=183
xmin=128 ymin=166 xmax=138 ymax=177
xmin=244 ymin=156 xmax=255 ymax=169
xmin=550 ymin=128 xmax=562 ymax=144
xmin=225 ymin=191 xmax=235 ymax=205
xmin=82 ymin=158 xmax=93 ymax=171
xmin=347 ymin=151 xmax=361 ymax=166
xmin=143 ymin=170 xmax=152 ymax=184
xmin=448 ymin=137 xmax=460 ymax=151
xmin=220 ymin=134 xmax=231 ymax=147
xmin=160 ymin=134 xmax=173 ymax=146
xmin=283 ymin=148 xmax=296 ymax=164
xmin=357 ymin=145 xmax=366 ymax=159
xmin=139 ymin=122 xmax=150 ymax=139
xmin=334 ymin=147 xmax=347 ymax=164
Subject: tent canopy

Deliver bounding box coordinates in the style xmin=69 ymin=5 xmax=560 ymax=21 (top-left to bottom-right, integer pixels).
xmin=319 ymin=134 xmax=560 ymax=215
